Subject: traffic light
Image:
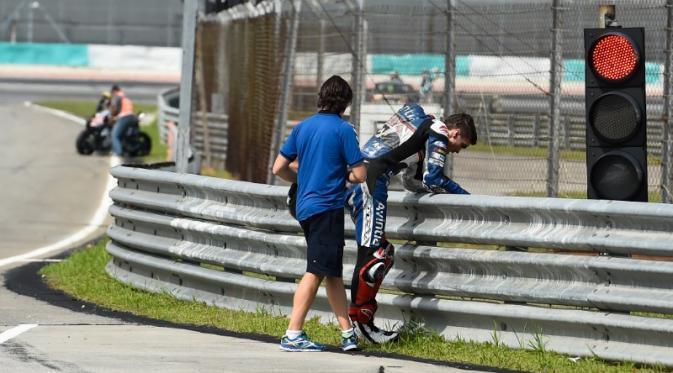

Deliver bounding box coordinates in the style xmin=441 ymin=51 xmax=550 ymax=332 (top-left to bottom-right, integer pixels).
xmin=584 ymin=27 xmax=648 ymax=202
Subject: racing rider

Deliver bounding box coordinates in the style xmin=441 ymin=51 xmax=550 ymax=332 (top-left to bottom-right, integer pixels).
xmin=346 ymin=103 xmax=477 ymax=344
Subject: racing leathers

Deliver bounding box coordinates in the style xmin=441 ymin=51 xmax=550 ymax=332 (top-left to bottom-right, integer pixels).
xmin=345 ymin=103 xmax=469 ymax=343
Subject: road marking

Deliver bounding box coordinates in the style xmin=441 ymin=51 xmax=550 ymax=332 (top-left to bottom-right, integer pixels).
xmin=23 ymin=101 xmax=86 ymax=126
xmin=0 ymin=105 xmax=121 ymax=269
xmin=0 ymin=156 xmax=119 ymax=269
xmin=0 ymin=324 xmax=38 ymax=344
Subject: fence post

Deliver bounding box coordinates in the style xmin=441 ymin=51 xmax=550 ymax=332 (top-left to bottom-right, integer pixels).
xmin=662 ymin=0 xmax=673 ymax=203
xmin=176 ymin=0 xmax=198 ymax=173
xmin=317 ymin=18 xmax=325 ymax=88
xmin=362 ymin=20 xmax=373 ymax=137
xmin=443 ymin=0 xmax=456 ymax=178
xmin=546 ymin=0 xmax=563 ymax=197
xmin=194 ymin=24 xmax=212 ymax=168
xmin=562 ymin=115 xmax=572 ymax=149
xmin=350 ymin=0 xmax=365 ymax=134
xmin=267 ymin=0 xmax=301 ymax=185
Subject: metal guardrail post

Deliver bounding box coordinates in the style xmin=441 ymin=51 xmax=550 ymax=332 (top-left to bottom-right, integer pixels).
xmin=177 ymin=0 xmax=198 ymax=173
xmin=546 ymin=0 xmax=563 ymax=197
xmin=533 ymin=114 xmax=540 ymax=147
xmin=507 ymin=115 xmax=515 ymax=147
xmin=563 ymin=115 xmax=571 ymax=150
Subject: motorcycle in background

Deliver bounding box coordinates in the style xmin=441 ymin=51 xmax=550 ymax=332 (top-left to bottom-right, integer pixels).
xmin=76 ymin=111 xmax=151 ymax=157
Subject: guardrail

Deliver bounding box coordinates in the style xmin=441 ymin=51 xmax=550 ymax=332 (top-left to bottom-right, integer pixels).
xmin=157 ymin=88 xmax=229 ymax=165
xmin=107 ymin=165 xmax=673 ymax=366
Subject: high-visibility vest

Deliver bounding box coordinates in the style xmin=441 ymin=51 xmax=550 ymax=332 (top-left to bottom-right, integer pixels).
xmin=116 ymin=91 xmax=134 ymax=117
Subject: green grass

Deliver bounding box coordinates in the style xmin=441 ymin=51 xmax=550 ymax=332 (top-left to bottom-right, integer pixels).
xmin=200 ymin=166 xmax=235 ymax=179
xmin=510 ymin=190 xmax=663 ymax=202
xmin=40 ymin=238 xmax=669 ymax=373
xmin=468 ymin=143 xmax=662 ymax=165
xmin=468 ymin=143 xmax=586 ymax=162
xmin=38 ymin=100 xmax=157 ymax=121
xmin=38 ymin=100 xmax=167 ymax=161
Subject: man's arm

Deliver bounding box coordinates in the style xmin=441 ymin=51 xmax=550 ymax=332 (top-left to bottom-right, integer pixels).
xmin=341 ymin=123 xmax=366 ymax=184
xmin=422 ymin=132 xmax=469 ymax=194
xmin=289 ymin=160 xmax=299 ymax=173
xmin=348 ymin=163 xmax=366 ymax=183
xmin=272 ymin=154 xmax=297 ymax=183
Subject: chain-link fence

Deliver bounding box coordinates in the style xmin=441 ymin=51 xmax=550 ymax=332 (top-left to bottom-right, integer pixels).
xmin=190 ymin=0 xmax=673 ymax=201
xmin=192 ymin=5 xmax=289 ymax=182
xmin=0 ymin=0 xmax=182 ymax=46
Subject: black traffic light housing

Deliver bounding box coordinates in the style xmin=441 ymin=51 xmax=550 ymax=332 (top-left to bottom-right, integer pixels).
xmin=584 ymin=27 xmax=648 ymax=202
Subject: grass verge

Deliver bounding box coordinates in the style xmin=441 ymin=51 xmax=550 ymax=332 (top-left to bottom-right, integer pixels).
xmin=509 ymin=190 xmax=662 ymax=202
xmin=466 ymin=143 xmax=662 ymax=165
xmin=40 ymin=238 xmax=668 ymax=373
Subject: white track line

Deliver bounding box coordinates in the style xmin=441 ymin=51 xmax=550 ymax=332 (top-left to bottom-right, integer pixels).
xmin=0 ymin=324 xmax=38 ymax=344
xmin=23 ymin=101 xmax=87 ymax=125
xmin=0 ymin=104 xmax=118 ymax=269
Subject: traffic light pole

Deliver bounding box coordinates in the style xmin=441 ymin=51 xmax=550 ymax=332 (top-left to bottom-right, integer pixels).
xmin=546 ymin=0 xmax=563 ymax=197
xmin=662 ymin=0 xmax=673 ymax=203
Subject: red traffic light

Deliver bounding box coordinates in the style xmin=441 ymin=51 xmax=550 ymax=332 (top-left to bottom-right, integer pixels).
xmin=590 ymin=33 xmax=639 ymax=82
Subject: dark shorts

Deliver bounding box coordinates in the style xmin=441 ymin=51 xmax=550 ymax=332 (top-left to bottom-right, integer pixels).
xmin=299 ymin=208 xmax=345 ymax=278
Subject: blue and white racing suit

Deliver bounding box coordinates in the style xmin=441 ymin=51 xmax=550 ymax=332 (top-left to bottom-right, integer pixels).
xmin=345 ymin=103 xmax=469 ymax=330
xmin=346 ymin=103 xmax=469 ymax=249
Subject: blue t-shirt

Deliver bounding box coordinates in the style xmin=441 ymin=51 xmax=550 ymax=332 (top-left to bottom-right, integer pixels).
xmin=280 ymin=112 xmax=363 ymax=222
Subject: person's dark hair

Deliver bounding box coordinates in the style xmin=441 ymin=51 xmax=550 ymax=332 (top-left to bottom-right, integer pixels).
xmin=443 ymin=113 xmax=477 ymax=145
xmin=317 ymin=75 xmax=352 ymax=114
xmin=110 ymin=84 xmax=121 ymax=92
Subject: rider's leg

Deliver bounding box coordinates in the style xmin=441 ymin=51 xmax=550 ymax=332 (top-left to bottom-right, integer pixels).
xmin=346 ymin=176 xmax=400 ymax=344
xmin=349 ymin=239 xmax=394 ymax=324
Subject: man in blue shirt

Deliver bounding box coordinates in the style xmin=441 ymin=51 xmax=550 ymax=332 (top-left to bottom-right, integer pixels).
xmin=272 ymin=75 xmax=366 ymax=352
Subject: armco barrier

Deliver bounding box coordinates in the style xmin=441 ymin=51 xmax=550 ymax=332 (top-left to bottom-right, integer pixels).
xmin=157 ymin=88 xmax=228 ymax=165
xmin=107 ymin=165 xmax=673 ymax=366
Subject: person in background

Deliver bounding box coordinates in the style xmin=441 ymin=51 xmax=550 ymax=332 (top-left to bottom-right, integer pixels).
xmin=272 ymin=75 xmax=366 ymax=352
xmin=109 ymin=84 xmax=136 ymax=156
xmin=389 ymin=71 xmax=403 ymax=85
xmin=95 ymin=91 xmax=111 ymax=112
xmin=419 ymin=67 xmax=440 ymax=103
